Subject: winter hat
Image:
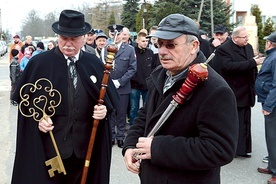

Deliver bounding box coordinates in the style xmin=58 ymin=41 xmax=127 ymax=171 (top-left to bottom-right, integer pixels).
xmin=36 ymin=42 xmax=45 ymax=50
xmin=11 ymin=49 xmax=19 ymax=57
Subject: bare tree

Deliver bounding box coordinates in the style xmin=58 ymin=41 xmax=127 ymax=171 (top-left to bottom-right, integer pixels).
xmin=21 ymin=10 xmax=44 ymax=38
xmin=43 ymin=12 xmax=59 ymax=37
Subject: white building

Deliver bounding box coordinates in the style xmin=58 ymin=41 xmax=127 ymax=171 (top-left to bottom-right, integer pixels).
xmin=226 ymin=0 xmax=276 ymax=53
xmin=227 ymin=0 xmax=276 ymax=25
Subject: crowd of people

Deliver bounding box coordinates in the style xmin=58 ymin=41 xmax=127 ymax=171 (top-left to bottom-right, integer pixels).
xmin=9 ymin=35 xmax=57 ymax=106
xmin=9 ymin=9 xmax=276 ymax=184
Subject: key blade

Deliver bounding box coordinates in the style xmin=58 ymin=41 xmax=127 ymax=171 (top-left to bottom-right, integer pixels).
xmin=45 ymin=156 xmax=66 ymax=177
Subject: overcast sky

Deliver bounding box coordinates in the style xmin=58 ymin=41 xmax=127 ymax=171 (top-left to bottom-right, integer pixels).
xmin=1 ymin=0 xmax=274 ymax=36
xmin=1 ymin=0 xmax=97 ymax=35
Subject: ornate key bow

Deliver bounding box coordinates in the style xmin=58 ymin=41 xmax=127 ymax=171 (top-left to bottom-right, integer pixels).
xmin=19 ymin=78 xmax=66 ymax=177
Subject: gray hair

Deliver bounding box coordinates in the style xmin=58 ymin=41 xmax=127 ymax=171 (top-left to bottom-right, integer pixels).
xmin=232 ymin=26 xmax=246 ymax=37
xmin=185 ymin=35 xmax=198 ymax=44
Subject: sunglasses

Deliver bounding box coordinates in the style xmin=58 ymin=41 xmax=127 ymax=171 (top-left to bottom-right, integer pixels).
xmin=155 ymin=41 xmax=186 ymax=49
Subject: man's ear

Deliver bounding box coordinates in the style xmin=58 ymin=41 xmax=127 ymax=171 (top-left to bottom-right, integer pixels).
xmin=191 ymin=40 xmax=200 ymax=55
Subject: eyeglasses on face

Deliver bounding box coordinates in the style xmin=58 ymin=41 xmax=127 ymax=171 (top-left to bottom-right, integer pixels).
xmin=155 ymin=41 xmax=186 ymax=49
xmin=236 ymin=34 xmax=250 ymax=39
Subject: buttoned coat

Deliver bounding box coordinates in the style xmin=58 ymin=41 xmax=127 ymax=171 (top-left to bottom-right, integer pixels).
xmin=123 ymin=52 xmax=238 ymax=184
xmin=214 ymin=39 xmax=257 ymax=107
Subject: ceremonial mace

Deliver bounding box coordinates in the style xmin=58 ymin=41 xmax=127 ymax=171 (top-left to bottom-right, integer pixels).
xmin=19 ymin=78 xmax=66 ymax=177
xmin=132 ymin=53 xmax=215 ymax=163
xmin=80 ymin=31 xmax=119 ymax=184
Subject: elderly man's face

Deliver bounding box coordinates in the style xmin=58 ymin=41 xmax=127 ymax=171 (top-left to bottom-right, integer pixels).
xmin=58 ymin=35 xmax=84 ymax=57
xmin=95 ymin=37 xmax=107 ymax=50
xmin=86 ymin=33 xmax=96 ymax=45
xmin=121 ymin=30 xmax=130 ymax=44
xmin=213 ymin=32 xmax=228 ymax=44
xmin=157 ymin=35 xmax=199 ymax=75
xmin=233 ymin=30 xmax=249 ymax=47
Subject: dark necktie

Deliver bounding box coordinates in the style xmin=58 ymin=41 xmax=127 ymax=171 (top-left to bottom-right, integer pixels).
xmin=68 ymin=56 xmax=77 ymax=89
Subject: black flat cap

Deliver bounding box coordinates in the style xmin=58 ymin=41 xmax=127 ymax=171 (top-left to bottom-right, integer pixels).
xmin=264 ymin=31 xmax=276 ymax=43
xmin=148 ymin=14 xmax=198 ymax=40
xmin=214 ymin=24 xmax=227 ymax=34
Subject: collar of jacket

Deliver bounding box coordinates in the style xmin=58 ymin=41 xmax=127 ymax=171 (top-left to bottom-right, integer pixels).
xmin=149 ymin=51 xmax=206 ymax=95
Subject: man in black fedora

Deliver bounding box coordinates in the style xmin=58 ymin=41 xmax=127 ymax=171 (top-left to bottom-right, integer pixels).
xmin=11 ymin=9 xmax=118 ymax=184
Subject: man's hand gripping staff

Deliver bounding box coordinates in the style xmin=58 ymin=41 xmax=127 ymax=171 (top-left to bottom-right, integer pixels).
xmin=80 ymin=35 xmax=119 ymax=184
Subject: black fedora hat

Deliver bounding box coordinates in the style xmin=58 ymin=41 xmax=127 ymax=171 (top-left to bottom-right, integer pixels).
xmin=52 ymin=9 xmax=91 ymax=37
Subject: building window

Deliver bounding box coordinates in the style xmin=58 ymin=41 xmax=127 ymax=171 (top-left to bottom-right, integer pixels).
xmin=272 ymin=16 xmax=276 ymax=24
xmin=262 ymin=16 xmax=266 ymax=25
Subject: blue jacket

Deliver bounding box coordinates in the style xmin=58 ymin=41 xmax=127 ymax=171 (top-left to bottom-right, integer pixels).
xmin=255 ymin=47 xmax=276 ymax=112
xmin=19 ymin=56 xmax=30 ymax=71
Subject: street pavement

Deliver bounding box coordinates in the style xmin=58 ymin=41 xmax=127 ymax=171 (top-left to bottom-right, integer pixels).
xmin=0 ymin=53 xmax=271 ymax=184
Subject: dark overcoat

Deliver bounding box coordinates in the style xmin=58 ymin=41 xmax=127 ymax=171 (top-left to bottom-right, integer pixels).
xmin=11 ymin=47 xmax=118 ymax=184
xmin=123 ymin=52 xmax=239 ymax=184
xmin=211 ymin=39 xmax=257 ymax=107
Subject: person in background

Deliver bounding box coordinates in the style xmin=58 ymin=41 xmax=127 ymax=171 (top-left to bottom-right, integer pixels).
xmin=21 ymin=35 xmax=36 ymax=54
xmin=139 ymin=28 xmax=148 ymax=35
xmin=106 ymin=24 xmax=137 ymax=148
xmin=121 ymin=27 xmax=137 ymax=47
xmin=32 ymin=42 xmax=45 ymax=57
xmin=47 ymin=40 xmax=57 ymax=50
xmin=213 ymin=26 xmax=264 ymax=158
xmin=209 ymin=25 xmax=233 ymax=74
xmin=20 ymin=46 xmax=35 ymax=71
xmin=11 ymin=9 xmax=118 ymax=184
xmin=86 ymin=29 xmax=97 ymax=48
xmin=147 ymin=26 xmax=161 ymax=68
xmin=123 ymin=13 xmax=238 ymax=184
xmin=9 ymin=35 xmax=24 ymax=62
xmin=94 ymin=32 xmax=108 ymax=59
xmin=255 ymin=31 xmax=276 ymax=184
xmin=148 ymin=26 xmax=159 ymax=54
xmin=209 ymin=24 xmax=229 ymax=53
xmin=129 ymin=31 xmax=154 ymax=126
xmin=82 ymin=34 xmax=96 ymax=54
xmin=9 ymin=49 xmax=21 ymax=106
xmin=199 ymin=29 xmax=208 ymax=40
xmin=13 ymin=44 xmax=24 ymax=63
xmin=195 ymin=22 xmax=212 ymax=59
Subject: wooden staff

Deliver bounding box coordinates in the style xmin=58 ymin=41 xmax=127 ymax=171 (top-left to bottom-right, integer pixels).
xmin=80 ymin=43 xmax=118 ymax=184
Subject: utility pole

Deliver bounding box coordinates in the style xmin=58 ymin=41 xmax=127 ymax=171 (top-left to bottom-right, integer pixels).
xmin=210 ymin=0 xmax=214 ymax=35
xmin=142 ymin=0 xmax=147 ymax=29
xmin=197 ymin=0 xmax=204 ymax=23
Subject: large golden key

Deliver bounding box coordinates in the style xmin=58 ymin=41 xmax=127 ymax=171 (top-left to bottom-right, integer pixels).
xmin=18 ymin=78 xmax=66 ymax=177
xmin=45 ymin=130 xmax=67 ymax=177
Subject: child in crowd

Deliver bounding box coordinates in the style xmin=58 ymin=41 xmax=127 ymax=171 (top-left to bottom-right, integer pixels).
xmin=9 ymin=49 xmax=21 ymax=106
xmin=20 ymin=46 xmax=35 ymax=71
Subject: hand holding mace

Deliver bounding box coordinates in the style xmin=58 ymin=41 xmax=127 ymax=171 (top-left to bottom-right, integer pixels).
xmin=80 ymin=36 xmax=119 ymax=184
xmin=132 ymin=60 xmax=211 ymax=163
